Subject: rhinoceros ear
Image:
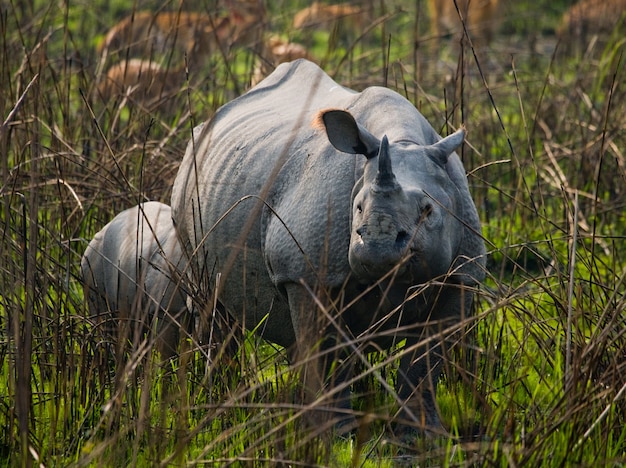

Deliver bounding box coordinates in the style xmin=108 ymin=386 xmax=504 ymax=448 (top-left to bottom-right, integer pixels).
xmin=316 ymin=109 xmax=380 ymax=158
xmin=428 ymin=126 xmax=465 ymax=167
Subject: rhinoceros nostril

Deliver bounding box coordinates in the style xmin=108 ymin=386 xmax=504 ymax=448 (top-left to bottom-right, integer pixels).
xmin=395 ymin=230 xmax=410 ymax=245
xmin=356 ymin=226 xmax=365 ymax=237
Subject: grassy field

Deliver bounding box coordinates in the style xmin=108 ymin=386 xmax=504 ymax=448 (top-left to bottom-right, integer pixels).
xmin=2 ymin=0 xmax=625 ymax=465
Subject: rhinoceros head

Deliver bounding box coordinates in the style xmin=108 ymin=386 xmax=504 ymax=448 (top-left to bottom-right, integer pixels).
xmin=318 ymin=109 xmax=466 ymax=283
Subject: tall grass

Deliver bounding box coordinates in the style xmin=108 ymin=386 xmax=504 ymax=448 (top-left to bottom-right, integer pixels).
xmin=1 ymin=0 xmax=625 ymax=466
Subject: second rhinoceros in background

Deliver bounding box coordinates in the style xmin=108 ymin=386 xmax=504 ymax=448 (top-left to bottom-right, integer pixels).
xmin=171 ymin=59 xmax=486 ymax=437
xmin=81 ymin=201 xmax=191 ymax=361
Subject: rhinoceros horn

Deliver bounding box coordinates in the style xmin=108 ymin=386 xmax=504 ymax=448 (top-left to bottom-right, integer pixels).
xmin=373 ymin=135 xmax=399 ymax=191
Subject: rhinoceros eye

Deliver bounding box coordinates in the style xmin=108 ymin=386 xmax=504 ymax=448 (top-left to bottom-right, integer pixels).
xmin=423 ymin=203 xmax=433 ymax=217
xmin=417 ymin=203 xmax=433 ymax=224
xmin=356 ymin=204 xmax=363 ymax=214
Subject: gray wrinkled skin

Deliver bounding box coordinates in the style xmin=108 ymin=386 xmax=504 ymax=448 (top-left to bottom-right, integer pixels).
xmin=171 ymin=59 xmax=486 ymax=437
xmin=81 ymin=201 xmax=190 ymax=360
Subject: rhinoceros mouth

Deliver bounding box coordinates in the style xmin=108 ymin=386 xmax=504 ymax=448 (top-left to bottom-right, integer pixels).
xmin=349 ymin=241 xmax=410 ymax=279
xmin=351 ymin=240 xmax=448 ymax=284
xmin=353 ymin=262 xmax=408 ymax=281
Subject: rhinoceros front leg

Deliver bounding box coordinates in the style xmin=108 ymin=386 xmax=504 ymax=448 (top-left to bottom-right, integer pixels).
xmin=395 ymin=285 xmax=473 ymax=439
xmin=284 ymin=283 xmax=357 ymax=434
xmin=396 ymin=335 xmax=447 ymax=437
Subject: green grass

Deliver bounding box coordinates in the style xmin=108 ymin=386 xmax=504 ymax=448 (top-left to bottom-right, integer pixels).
xmin=2 ymin=0 xmax=626 ymax=465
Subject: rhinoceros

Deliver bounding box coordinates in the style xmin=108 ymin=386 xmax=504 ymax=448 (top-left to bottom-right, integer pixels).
xmin=171 ymin=59 xmax=485 ymax=436
xmin=81 ymin=201 xmax=191 ymax=360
